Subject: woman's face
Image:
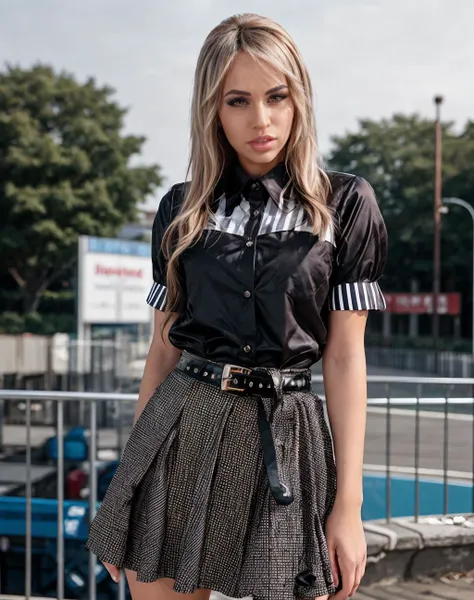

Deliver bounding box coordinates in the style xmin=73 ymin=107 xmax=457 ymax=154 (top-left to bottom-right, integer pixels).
xmin=218 ymin=52 xmax=295 ymax=177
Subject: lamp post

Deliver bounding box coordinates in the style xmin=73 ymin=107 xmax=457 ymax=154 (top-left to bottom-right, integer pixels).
xmin=433 ymin=95 xmax=443 ymax=369
xmin=441 ymin=197 xmax=474 ymax=356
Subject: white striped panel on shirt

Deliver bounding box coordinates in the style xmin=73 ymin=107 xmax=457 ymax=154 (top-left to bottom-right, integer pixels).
xmin=205 ymin=195 xmax=249 ymax=237
xmin=329 ymin=281 xmax=386 ymax=311
xmin=146 ymin=282 xmax=168 ymax=311
xmin=205 ymin=193 xmax=336 ymax=242
xmin=259 ymin=196 xmax=336 ymax=244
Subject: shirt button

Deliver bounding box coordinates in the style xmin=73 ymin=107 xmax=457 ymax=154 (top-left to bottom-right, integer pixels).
xmin=246 ymin=240 xmax=254 ymax=247
xmin=243 ymin=344 xmax=252 ymax=353
xmin=243 ymin=290 xmax=252 ymax=298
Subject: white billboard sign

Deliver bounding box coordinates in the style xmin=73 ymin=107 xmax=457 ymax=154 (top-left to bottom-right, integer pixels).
xmin=78 ymin=236 xmax=152 ymax=324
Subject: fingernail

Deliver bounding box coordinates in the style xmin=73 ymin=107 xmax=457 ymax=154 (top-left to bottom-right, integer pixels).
xmin=112 ymin=575 xmax=117 ymax=582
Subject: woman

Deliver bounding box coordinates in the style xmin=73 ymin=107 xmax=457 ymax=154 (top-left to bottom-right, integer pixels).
xmin=86 ymin=13 xmax=387 ymax=600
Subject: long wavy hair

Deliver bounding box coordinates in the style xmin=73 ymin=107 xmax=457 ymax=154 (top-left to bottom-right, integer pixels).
xmin=162 ymin=13 xmax=332 ymax=328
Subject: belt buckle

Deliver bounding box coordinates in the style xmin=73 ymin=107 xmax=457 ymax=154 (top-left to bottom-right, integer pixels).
xmin=221 ymin=364 xmax=252 ymax=393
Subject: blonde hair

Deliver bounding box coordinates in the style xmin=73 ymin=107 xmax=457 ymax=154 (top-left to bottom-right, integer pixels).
xmin=162 ymin=13 xmax=332 ymax=328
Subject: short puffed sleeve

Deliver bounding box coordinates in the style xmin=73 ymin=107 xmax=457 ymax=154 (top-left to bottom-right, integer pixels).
xmin=329 ymin=176 xmax=388 ymax=311
xmin=146 ymin=185 xmax=181 ymax=311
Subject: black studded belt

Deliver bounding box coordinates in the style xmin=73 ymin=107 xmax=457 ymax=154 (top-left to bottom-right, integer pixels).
xmin=176 ymin=352 xmax=312 ymax=506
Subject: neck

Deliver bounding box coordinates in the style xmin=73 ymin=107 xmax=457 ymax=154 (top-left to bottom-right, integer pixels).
xmin=237 ymin=152 xmax=285 ymax=178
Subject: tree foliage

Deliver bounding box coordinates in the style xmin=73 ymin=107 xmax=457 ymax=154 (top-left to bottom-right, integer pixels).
xmin=0 ymin=64 xmax=162 ymax=313
xmin=326 ymin=114 xmax=474 ymax=305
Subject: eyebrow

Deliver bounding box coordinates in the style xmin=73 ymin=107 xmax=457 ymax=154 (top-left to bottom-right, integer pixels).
xmin=224 ymin=84 xmax=287 ymax=98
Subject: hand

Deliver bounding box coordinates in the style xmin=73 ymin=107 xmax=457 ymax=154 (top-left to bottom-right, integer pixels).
xmin=103 ymin=561 xmax=121 ymax=583
xmin=325 ymin=502 xmax=366 ymax=599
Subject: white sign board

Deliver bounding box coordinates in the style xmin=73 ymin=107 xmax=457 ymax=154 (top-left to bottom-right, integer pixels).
xmin=78 ymin=236 xmax=152 ymax=324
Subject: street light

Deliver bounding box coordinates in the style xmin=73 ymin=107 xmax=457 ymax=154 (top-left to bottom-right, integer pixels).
xmin=433 ymin=95 xmax=444 ymax=369
xmin=441 ymin=197 xmax=474 ymax=356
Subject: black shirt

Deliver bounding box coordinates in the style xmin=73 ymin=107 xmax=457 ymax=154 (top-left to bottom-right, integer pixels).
xmin=146 ymin=163 xmax=387 ymax=369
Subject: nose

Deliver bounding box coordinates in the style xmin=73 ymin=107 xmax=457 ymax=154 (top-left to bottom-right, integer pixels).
xmin=252 ymin=101 xmax=271 ymax=130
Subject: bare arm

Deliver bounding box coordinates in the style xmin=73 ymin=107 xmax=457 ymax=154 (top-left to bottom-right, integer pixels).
xmin=322 ymin=309 xmax=368 ymax=510
xmin=133 ymin=310 xmax=182 ymax=425
xmin=322 ymin=309 xmax=369 ymax=598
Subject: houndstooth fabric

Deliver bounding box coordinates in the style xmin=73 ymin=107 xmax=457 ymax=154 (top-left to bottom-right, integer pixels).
xmin=85 ymin=362 xmax=337 ymax=600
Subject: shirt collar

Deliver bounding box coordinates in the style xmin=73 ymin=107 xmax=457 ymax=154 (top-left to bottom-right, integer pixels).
xmin=219 ymin=160 xmax=293 ymax=216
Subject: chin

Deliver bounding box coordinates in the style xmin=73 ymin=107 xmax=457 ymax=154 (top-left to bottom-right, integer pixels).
xmin=252 ymin=154 xmax=279 ymax=163
xmin=241 ymin=147 xmax=284 ymax=166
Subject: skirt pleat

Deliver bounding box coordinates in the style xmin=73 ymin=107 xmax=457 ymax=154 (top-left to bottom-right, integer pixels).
xmin=85 ymin=363 xmax=337 ymax=600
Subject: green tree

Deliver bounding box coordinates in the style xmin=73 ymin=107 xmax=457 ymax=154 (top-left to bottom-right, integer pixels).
xmin=326 ymin=114 xmax=474 ymax=300
xmin=0 ymin=64 xmax=162 ymax=313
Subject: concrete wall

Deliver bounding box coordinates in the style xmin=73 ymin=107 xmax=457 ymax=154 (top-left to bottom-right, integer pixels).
xmin=0 ymin=334 xmax=70 ymax=376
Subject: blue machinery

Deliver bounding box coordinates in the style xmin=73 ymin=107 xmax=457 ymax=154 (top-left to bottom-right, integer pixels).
xmin=0 ymin=425 xmax=122 ymax=598
xmin=0 ymin=498 xmax=113 ymax=597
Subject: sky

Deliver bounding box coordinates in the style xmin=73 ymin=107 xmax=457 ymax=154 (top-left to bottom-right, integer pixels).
xmin=1 ymin=0 xmax=473 ymax=208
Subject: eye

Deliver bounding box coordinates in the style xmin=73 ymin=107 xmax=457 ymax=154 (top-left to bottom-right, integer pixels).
xmin=269 ymin=94 xmax=288 ymax=103
xmin=226 ymin=97 xmax=249 ymax=107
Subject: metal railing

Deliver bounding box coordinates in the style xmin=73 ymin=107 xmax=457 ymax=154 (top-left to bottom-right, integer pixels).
xmin=0 ymin=375 xmax=473 ymax=599
xmin=0 ymin=337 xmax=148 ymax=429
xmin=366 ymin=345 xmax=474 ymax=377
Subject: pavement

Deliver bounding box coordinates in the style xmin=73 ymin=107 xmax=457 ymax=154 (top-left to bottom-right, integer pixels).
xmin=354 ymin=574 xmax=474 ymax=599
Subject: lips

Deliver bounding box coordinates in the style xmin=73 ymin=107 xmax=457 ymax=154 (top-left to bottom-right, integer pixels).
xmin=249 ymin=136 xmax=276 ymax=143
xmin=248 ymin=136 xmax=278 ymax=153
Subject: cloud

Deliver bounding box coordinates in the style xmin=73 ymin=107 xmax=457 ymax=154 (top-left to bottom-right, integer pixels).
xmin=1 ymin=0 xmax=473 ymax=206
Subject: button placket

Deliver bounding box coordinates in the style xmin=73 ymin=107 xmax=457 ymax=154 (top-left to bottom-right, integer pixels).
xmin=239 ymin=192 xmax=264 ymax=361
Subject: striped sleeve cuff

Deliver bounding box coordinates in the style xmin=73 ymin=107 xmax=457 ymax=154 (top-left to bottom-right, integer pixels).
xmin=329 ymin=281 xmax=386 ymax=311
xmin=146 ymin=282 xmax=168 ymax=311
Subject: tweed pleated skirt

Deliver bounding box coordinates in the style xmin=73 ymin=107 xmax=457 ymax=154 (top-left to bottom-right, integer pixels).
xmin=85 ymin=361 xmax=337 ymax=600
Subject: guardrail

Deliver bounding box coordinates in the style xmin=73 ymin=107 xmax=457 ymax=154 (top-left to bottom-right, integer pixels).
xmin=366 ymin=345 xmax=474 ymax=377
xmin=0 ymin=375 xmax=473 ymax=600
